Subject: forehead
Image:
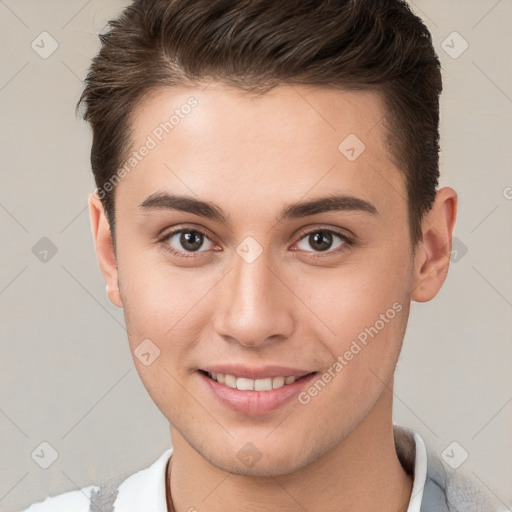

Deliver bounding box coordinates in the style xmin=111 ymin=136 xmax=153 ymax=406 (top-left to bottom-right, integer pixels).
xmin=118 ymin=83 xmax=405 ymax=220
xmin=131 ymin=83 xmax=389 ymax=152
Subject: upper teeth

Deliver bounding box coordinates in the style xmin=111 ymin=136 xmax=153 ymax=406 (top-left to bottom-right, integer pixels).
xmin=208 ymin=372 xmax=297 ymax=391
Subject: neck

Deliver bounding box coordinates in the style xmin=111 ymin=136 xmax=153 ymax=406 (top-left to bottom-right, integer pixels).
xmin=167 ymin=385 xmax=413 ymax=512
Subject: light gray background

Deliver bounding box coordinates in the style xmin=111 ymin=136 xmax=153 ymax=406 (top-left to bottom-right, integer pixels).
xmin=1 ymin=1 xmax=511 ymax=511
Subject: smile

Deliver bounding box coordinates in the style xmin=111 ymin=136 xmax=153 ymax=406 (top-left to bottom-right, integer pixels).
xmin=206 ymin=371 xmax=299 ymax=391
xmin=199 ymin=369 xmax=318 ymax=414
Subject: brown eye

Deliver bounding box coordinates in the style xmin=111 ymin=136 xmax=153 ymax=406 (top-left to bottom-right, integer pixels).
xmin=160 ymin=228 xmax=215 ymax=257
xmin=308 ymin=231 xmax=334 ymax=251
xmin=295 ymin=229 xmax=351 ymax=254
xmin=179 ymin=231 xmax=204 ymax=252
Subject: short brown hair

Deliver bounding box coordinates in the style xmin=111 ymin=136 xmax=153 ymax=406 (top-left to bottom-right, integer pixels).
xmin=77 ymin=0 xmax=442 ymax=251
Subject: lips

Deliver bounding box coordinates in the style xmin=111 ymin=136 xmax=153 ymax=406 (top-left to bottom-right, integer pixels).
xmin=200 ymin=364 xmax=313 ymax=380
xmin=198 ymin=367 xmax=318 ymax=414
xmin=204 ymin=371 xmax=300 ymax=391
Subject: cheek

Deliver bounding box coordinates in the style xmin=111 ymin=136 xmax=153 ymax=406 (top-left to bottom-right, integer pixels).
xmin=296 ymin=241 xmax=413 ymax=397
xmin=119 ymin=246 xmax=201 ymax=319
xmin=304 ymin=243 xmax=411 ymax=335
xmin=118 ymin=251 xmax=218 ymax=372
xmin=117 ymin=256 xmax=212 ymax=419
xmin=295 ymin=263 xmax=410 ymax=427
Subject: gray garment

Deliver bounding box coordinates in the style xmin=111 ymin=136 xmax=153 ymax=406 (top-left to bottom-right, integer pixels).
xmin=394 ymin=425 xmax=504 ymax=512
xmin=88 ymin=479 xmax=120 ymax=512
xmin=420 ymin=450 xmax=504 ymax=511
xmin=89 ymin=426 xmax=504 ymax=512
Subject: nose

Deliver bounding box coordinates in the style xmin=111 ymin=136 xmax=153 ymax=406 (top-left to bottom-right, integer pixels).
xmin=212 ymin=247 xmax=295 ymax=348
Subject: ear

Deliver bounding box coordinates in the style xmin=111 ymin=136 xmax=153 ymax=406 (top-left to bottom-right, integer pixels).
xmin=88 ymin=191 xmax=123 ymax=308
xmin=411 ymin=187 xmax=458 ymax=303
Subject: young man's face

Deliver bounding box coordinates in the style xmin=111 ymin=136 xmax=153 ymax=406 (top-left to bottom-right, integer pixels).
xmin=91 ymin=83 xmax=453 ymax=476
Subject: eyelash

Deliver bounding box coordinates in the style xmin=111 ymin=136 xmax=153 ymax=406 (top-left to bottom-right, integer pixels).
xmin=157 ymin=226 xmax=354 ymax=259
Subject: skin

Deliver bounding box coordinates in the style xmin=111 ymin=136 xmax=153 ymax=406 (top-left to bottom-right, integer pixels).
xmin=89 ymin=83 xmax=457 ymax=512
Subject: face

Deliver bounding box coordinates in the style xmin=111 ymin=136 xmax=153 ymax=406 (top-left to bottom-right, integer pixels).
xmin=99 ymin=83 xmax=420 ymax=476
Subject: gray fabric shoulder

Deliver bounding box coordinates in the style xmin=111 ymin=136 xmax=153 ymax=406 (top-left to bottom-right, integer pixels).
xmin=88 ymin=473 xmax=127 ymax=512
xmin=421 ymin=443 xmax=505 ymax=512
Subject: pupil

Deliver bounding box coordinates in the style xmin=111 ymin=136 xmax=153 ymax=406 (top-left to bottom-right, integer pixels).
xmin=310 ymin=231 xmax=332 ymax=251
xmin=181 ymin=231 xmax=203 ymax=251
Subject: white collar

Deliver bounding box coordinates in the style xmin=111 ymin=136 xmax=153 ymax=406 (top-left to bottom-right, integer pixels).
xmin=406 ymin=429 xmax=428 ymax=511
xmin=111 ymin=424 xmax=427 ymax=511
xmin=112 ymin=447 xmax=173 ymax=512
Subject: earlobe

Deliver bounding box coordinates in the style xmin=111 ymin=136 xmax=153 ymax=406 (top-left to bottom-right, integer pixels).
xmin=88 ymin=191 xmax=123 ymax=308
xmin=411 ymin=187 xmax=458 ymax=303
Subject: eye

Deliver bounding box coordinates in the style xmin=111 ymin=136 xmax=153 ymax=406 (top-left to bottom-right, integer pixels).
xmin=158 ymin=226 xmax=354 ymax=259
xmin=294 ymin=228 xmax=353 ymax=256
xmin=158 ymin=227 xmax=216 ymax=257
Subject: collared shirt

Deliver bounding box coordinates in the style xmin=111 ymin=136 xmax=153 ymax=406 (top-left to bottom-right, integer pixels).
xmin=18 ymin=424 xmax=503 ymax=512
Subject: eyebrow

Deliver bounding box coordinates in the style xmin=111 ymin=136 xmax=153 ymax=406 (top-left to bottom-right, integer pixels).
xmin=138 ymin=191 xmax=378 ymax=225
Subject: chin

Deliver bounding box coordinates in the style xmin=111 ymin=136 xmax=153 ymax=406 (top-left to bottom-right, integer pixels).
xmin=213 ymin=452 xmax=307 ymax=478
xmin=195 ymin=435 xmax=319 ymax=478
